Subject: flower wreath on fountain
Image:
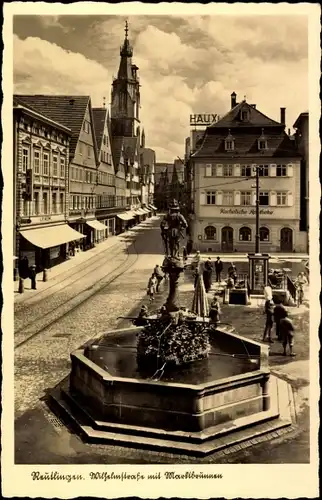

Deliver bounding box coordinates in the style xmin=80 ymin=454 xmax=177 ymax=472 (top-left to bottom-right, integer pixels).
xmin=136 ymin=255 xmax=211 ymax=369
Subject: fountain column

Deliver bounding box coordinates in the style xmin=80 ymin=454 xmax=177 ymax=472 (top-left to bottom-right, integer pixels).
xmin=162 ymin=256 xmax=185 ymax=312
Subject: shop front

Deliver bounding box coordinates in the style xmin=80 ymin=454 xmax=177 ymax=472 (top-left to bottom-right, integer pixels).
xmin=19 ymin=223 xmax=85 ymax=272
xmin=86 ymin=219 xmax=108 ymax=244
xmin=116 ymin=211 xmax=136 ymax=232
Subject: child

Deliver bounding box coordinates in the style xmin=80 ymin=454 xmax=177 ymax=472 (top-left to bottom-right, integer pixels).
xmin=147 ymin=274 xmax=157 ymax=302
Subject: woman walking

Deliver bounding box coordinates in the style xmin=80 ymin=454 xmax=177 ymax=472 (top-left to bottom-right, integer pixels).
xmin=147 ymin=274 xmax=157 ymax=302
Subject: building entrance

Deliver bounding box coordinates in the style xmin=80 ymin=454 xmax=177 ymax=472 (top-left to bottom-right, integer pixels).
xmin=221 ymin=226 xmax=234 ymax=252
xmin=280 ymin=227 xmax=293 ymax=252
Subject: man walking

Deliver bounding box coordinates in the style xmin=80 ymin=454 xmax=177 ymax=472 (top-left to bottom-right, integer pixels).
xmin=153 ymin=264 xmax=164 ymax=292
xmin=214 ymin=257 xmax=223 ymax=282
xmin=263 ymin=295 xmax=274 ymax=343
xmin=203 ymin=257 xmax=213 ymax=293
xmin=280 ymin=311 xmax=296 ymax=357
xmin=273 ymin=300 xmax=287 ymax=341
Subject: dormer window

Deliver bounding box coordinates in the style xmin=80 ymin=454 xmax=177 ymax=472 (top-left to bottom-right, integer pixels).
xmin=241 ymin=110 xmax=249 ymax=121
xmin=258 ymin=128 xmax=267 ymax=150
xmin=225 ymin=129 xmax=234 ymax=151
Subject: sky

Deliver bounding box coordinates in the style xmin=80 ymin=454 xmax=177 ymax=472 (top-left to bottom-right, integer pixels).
xmin=13 ymin=14 xmax=308 ymax=162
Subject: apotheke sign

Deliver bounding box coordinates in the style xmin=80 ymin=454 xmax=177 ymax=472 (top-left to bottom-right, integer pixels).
xmin=190 ymin=114 xmax=219 ymax=126
xmin=220 ymin=208 xmax=274 ymax=216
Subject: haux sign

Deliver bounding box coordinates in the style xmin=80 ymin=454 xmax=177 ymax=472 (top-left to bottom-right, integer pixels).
xmin=190 ymin=114 xmax=219 ymax=126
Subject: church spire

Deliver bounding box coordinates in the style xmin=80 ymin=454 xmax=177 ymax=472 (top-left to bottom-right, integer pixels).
xmin=120 ymin=19 xmax=133 ymax=60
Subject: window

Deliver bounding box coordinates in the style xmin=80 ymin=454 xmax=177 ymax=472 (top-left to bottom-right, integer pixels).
xmin=276 ymin=191 xmax=287 ymax=206
xmin=241 ymin=165 xmax=252 ymax=177
xmin=34 ymin=192 xmax=39 ymax=215
xmin=260 ymin=227 xmax=269 ymax=242
xmin=258 ymin=165 xmax=269 ymax=177
xmin=241 ymin=191 xmax=252 ymax=205
xmin=259 ymin=191 xmax=269 ymax=206
xmin=88 ymin=146 xmax=91 ymax=158
xmin=223 ymin=164 xmax=233 ymax=176
xmin=22 ymin=148 xmax=29 ymax=173
xmin=43 ymin=152 xmax=49 ymax=176
xmin=211 ymin=165 xmax=216 ymax=176
xmin=43 ymin=192 xmax=48 ymax=214
xmin=83 ymin=121 xmax=90 ymax=133
xmin=34 ymin=150 xmax=40 ymax=174
xmin=222 ymin=191 xmax=233 ymax=205
xmin=258 ymin=140 xmax=267 ymax=150
xmin=204 ymin=226 xmax=216 ymax=240
xmin=53 ymin=155 xmax=58 ymax=177
xmin=276 ymin=164 xmax=287 ymax=176
xmin=241 ymin=110 xmax=249 ymax=121
xmin=60 ymin=157 xmax=65 ymax=178
xmin=103 ymin=134 xmax=108 ymax=146
xmin=225 ymin=140 xmax=234 ymax=151
xmin=52 ymin=192 xmax=57 ymax=213
xmin=239 ymin=226 xmax=251 ymax=241
xmin=206 ymin=191 xmax=216 ymax=205
xmin=60 ymin=193 xmax=64 ymax=213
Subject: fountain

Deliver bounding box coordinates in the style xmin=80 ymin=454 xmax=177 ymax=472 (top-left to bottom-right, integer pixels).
xmin=50 ymin=202 xmax=294 ymax=456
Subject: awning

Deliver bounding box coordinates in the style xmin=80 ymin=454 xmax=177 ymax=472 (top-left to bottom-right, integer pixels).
xmin=149 ymin=204 xmax=157 ymax=211
xmin=142 ymin=207 xmax=151 ymax=214
xmin=20 ymin=224 xmax=85 ymax=249
xmin=117 ymin=211 xmax=135 ymax=221
xmin=86 ymin=220 xmax=107 ymax=231
xmin=134 ymin=208 xmax=146 ymax=216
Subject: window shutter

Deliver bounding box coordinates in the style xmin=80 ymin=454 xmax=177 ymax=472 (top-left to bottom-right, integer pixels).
xmin=251 ymin=164 xmax=257 ymax=176
xmin=200 ymin=192 xmax=206 ymax=205
xmin=270 ymin=164 xmax=276 ymax=176
xmin=234 ymin=191 xmax=241 ymax=205
xmin=287 ymin=192 xmax=293 ymax=206
xmin=287 ymin=163 xmax=293 ymax=177
xmin=205 ymin=164 xmax=212 ymax=177
xmin=270 ymin=191 xmax=277 ymax=206
xmin=216 ymin=191 xmax=223 ymax=205
xmin=216 ymin=164 xmax=223 ymax=176
xmin=234 ymin=163 xmax=240 ymax=177
xmin=252 ymin=190 xmax=256 ymax=206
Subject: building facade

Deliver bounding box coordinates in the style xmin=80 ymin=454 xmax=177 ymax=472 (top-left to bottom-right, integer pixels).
xmin=13 ymin=97 xmax=84 ymax=272
xmin=93 ymin=107 xmax=118 ymax=240
xmin=293 ymin=112 xmax=309 ymax=250
xmin=191 ymin=93 xmax=305 ymax=253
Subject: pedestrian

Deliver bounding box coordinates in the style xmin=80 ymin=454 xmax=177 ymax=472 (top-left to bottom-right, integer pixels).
xmin=262 ymin=293 xmax=274 ymax=343
xmin=203 ymin=257 xmax=213 ymax=293
xmin=280 ymin=311 xmax=296 ymax=357
xmin=294 ymin=271 xmax=308 ymax=303
xmin=194 ymin=268 xmax=200 ymax=289
xmin=134 ymin=305 xmax=149 ymax=326
xmin=209 ymin=296 xmax=221 ymax=327
xmin=214 ymin=256 xmax=223 ymax=282
xmin=186 ymin=239 xmax=193 ymax=255
xmin=192 ymin=250 xmax=201 ymax=271
xmin=182 ymin=246 xmax=187 ymax=262
xmin=153 ymin=264 xmax=164 ymax=292
xmin=228 ymin=262 xmax=238 ymax=285
xmin=273 ymin=300 xmax=287 ymax=340
xmin=29 ymin=264 xmax=37 ymax=290
xmin=147 ymin=274 xmax=157 ymax=302
xmin=18 ymin=255 xmax=29 ymax=279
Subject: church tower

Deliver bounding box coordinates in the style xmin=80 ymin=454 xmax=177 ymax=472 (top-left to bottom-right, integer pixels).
xmin=111 ymin=21 xmax=141 ymax=137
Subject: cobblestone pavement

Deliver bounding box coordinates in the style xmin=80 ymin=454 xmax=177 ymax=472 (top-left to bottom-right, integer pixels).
xmin=14 ymin=225 xmax=313 ymax=465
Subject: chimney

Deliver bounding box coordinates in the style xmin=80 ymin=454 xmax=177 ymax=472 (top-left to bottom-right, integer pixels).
xmin=280 ymin=107 xmax=286 ymax=125
xmin=231 ymin=92 xmax=237 ymax=109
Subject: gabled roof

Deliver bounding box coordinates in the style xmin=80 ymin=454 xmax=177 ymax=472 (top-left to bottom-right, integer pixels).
xmin=192 ymin=129 xmax=301 ymax=159
xmin=92 ymin=107 xmax=107 ymax=152
xmin=13 ymin=95 xmax=93 ymax=160
xmin=13 ymin=96 xmax=72 ymax=134
xmin=293 ymin=111 xmax=309 ymax=128
xmin=210 ymin=101 xmax=282 ymax=129
xmin=123 ymin=136 xmax=139 ymax=163
xmin=111 ymin=136 xmax=124 ymax=170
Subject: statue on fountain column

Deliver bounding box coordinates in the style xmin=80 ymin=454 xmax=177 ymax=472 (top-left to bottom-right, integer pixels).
xmin=160 ymin=200 xmax=188 ymax=258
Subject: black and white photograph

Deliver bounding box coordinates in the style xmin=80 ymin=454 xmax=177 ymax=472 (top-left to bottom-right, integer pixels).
xmin=1 ymin=2 xmax=320 ymax=498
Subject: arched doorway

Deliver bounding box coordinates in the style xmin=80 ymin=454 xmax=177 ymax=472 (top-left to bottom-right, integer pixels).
xmin=221 ymin=226 xmax=233 ymax=252
xmin=280 ymin=227 xmax=293 ymax=252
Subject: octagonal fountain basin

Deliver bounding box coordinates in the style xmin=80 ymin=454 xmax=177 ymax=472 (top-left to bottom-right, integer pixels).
xmin=67 ymin=325 xmax=271 ymax=434
xmin=49 ymin=324 xmax=295 ymax=456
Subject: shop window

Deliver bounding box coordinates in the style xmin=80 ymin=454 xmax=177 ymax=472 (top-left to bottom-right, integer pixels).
xmin=60 ymin=193 xmax=64 ymax=213
xmin=204 ymin=226 xmax=216 ymax=240
xmin=34 ymin=192 xmax=39 ymax=215
xmin=43 ymin=192 xmax=48 ymax=214
xmin=260 ymin=227 xmax=269 ymax=242
xmin=52 ymin=193 xmax=57 ymax=213
xmin=259 ymin=191 xmax=269 ymax=206
xmin=239 ymin=226 xmax=251 ymax=241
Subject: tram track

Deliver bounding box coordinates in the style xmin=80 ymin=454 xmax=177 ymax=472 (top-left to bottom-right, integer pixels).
xmin=14 ymin=239 xmax=139 ymax=350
